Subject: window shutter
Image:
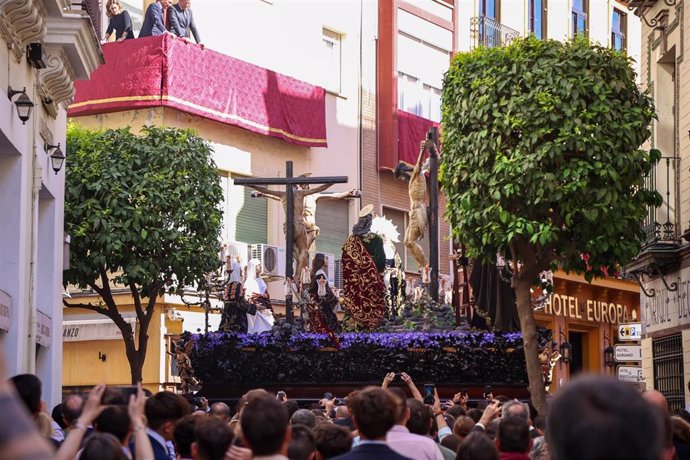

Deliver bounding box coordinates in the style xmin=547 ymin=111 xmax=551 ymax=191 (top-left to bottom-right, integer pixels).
xmin=233 ymin=183 xmax=268 ymax=245
xmin=315 ymin=199 xmax=349 ymax=257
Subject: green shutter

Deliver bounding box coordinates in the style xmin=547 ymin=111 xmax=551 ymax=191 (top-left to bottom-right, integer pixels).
xmin=315 ymin=200 xmax=349 ymax=257
xmin=234 ymin=185 xmax=268 ymax=245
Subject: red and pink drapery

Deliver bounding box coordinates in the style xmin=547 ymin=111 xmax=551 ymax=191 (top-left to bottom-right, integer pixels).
xmin=69 ymin=35 xmax=327 ymax=148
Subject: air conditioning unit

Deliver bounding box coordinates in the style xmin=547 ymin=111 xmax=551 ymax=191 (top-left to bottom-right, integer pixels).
xmin=250 ymin=244 xmax=286 ymax=277
xmin=309 ymin=252 xmax=336 ymax=287
xmin=225 ymin=241 xmax=249 ymax=266
xmin=334 ymin=259 xmax=343 ymax=289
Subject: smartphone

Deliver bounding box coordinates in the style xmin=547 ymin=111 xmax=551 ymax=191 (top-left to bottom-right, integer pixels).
xmin=484 ymin=385 xmax=493 ymax=399
xmin=460 ymin=388 xmax=468 ymax=397
xmin=104 ymin=385 xmax=138 ymax=405
xmin=423 ymin=383 xmax=435 ymax=405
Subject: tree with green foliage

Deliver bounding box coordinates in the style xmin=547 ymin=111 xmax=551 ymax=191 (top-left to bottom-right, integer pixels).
xmin=440 ymin=36 xmax=660 ymax=414
xmin=64 ymin=125 xmax=223 ymax=384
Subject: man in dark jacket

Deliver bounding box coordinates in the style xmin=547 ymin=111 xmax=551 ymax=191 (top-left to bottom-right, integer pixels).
xmin=169 ymin=0 xmax=200 ymax=43
xmin=139 ymin=0 xmax=169 ymax=38
xmin=332 ymin=387 xmax=411 ymax=460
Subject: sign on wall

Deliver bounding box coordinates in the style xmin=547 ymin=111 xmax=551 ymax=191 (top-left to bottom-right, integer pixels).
xmin=0 ymin=290 xmax=10 ymax=332
xmin=36 ymin=310 xmax=51 ymax=348
xmin=617 ymin=366 xmax=644 ymax=383
xmin=614 ymin=344 xmax=642 ymax=362
xmin=641 ymin=265 xmax=690 ymax=335
xmin=63 ymin=318 xmax=136 ymax=342
xmin=618 ymin=323 xmax=642 ymax=341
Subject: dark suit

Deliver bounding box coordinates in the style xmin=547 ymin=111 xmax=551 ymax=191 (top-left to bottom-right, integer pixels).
xmin=332 ymin=443 xmax=412 ymax=460
xmin=138 ymin=2 xmax=166 ymax=38
xmin=130 ymin=433 xmax=171 ymax=460
xmin=169 ymin=4 xmax=200 ymax=43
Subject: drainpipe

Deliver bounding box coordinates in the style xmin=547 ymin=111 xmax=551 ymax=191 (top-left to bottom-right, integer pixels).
xmin=27 ymin=84 xmax=41 ymax=373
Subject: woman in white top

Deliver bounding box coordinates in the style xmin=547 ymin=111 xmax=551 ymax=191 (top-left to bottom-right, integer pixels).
xmin=244 ymin=258 xmax=275 ymax=333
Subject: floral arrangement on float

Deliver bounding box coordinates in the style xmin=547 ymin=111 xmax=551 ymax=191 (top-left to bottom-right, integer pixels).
xmin=187 ymin=327 xmax=551 ymax=386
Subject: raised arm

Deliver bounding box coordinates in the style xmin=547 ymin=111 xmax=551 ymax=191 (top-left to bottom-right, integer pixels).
xmin=246 ymin=184 xmax=285 ymax=200
xmin=314 ymin=189 xmax=360 ymax=200
xmin=303 ymin=183 xmax=333 ymax=196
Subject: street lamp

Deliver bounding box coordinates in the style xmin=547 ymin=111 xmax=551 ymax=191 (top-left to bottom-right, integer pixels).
xmin=604 ymin=335 xmax=615 ymax=367
xmin=8 ymin=86 xmax=34 ymax=124
xmin=45 ymin=143 xmax=65 ymax=174
xmin=559 ymin=327 xmax=572 ymax=364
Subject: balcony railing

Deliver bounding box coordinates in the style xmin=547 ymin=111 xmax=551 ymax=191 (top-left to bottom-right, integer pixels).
xmin=470 ymin=16 xmax=520 ymax=49
xmin=642 ymin=156 xmax=680 ymax=245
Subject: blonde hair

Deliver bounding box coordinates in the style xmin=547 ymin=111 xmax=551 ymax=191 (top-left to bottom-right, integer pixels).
xmin=106 ymin=0 xmax=122 ymax=17
xmin=36 ymin=412 xmax=53 ymax=437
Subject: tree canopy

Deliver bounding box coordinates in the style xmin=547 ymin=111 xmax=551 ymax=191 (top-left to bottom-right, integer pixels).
xmin=64 ymin=124 xmax=223 ymax=382
xmin=440 ymin=36 xmax=660 ymax=414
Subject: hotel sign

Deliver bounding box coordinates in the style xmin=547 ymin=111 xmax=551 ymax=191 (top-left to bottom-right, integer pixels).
xmin=543 ymin=294 xmax=629 ymax=324
xmin=641 ymin=266 xmax=690 ymax=335
xmin=614 ymin=345 xmax=642 ymax=362
xmin=617 ymin=366 xmax=644 ymax=383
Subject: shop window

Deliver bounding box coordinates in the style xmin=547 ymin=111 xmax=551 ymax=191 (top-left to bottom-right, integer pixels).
xmin=653 ymin=334 xmax=685 ymax=411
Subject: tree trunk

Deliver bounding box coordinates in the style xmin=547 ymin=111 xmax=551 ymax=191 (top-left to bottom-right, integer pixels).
xmin=513 ymin=276 xmax=548 ymax=416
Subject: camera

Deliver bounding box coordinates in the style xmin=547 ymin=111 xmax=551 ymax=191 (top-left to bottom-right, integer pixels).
xmin=102 ymin=386 xmax=138 ymax=405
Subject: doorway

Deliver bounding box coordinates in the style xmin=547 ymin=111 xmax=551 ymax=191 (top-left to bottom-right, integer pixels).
xmin=569 ymin=332 xmax=585 ymax=375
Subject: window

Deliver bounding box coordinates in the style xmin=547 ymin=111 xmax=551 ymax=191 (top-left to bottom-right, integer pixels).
xmin=228 ymin=175 xmax=268 ymax=245
xmin=479 ymin=0 xmax=499 ymax=19
xmin=322 ymin=28 xmax=342 ymax=93
xmin=612 ymin=9 xmax=626 ymax=51
xmin=398 ymin=72 xmax=442 ymax=122
xmin=529 ymin=0 xmax=547 ymax=39
xmin=572 ymin=0 xmax=588 ymax=36
xmin=653 ymin=334 xmax=685 ymax=412
xmin=315 ymin=199 xmax=349 ymax=257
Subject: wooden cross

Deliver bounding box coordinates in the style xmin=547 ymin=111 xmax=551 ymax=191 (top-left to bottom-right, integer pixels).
xmin=233 ymin=161 xmax=348 ymax=324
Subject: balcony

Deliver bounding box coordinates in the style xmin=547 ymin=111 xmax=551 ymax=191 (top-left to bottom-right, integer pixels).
xmin=625 ymin=156 xmax=682 ymax=285
xmin=470 ymin=16 xmax=520 ymax=49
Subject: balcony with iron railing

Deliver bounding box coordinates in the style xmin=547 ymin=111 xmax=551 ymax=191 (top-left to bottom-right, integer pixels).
xmin=470 ymin=16 xmax=520 ymax=49
xmin=625 ymin=155 xmax=683 ymax=287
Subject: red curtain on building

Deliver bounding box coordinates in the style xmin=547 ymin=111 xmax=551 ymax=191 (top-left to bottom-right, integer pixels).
xmin=396 ymin=110 xmax=440 ymax=165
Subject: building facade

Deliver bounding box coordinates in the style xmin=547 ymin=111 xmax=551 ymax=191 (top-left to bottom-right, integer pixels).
xmin=0 ymin=0 xmax=102 ymax=407
xmin=627 ymin=0 xmax=690 ymax=411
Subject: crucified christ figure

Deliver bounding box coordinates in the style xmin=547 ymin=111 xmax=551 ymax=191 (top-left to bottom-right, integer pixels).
xmin=249 ymin=178 xmax=359 ymax=284
xmin=395 ymin=138 xmax=434 ymax=271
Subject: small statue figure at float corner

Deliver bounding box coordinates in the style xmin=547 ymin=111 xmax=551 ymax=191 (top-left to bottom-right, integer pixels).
xmin=306 ymin=253 xmax=340 ymax=333
xmin=168 ymin=339 xmax=198 ymax=394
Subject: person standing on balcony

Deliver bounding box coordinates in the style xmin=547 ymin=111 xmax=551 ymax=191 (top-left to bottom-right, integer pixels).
xmin=169 ymin=0 xmax=201 ymax=44
xmin=104 ymin=0 xmax=133 ymax=42
xmin=138 ymin=0 xmax=170 ymax=38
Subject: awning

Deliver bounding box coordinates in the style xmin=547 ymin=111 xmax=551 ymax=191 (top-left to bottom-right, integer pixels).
xmin=69 ymin=35 xmax=327 ymax=148
xmin=36 ymin=310 xmax=52 ymax=348
xmin=63 ymin=317 xmax=137 ymax=342
xmin=0 ymin=290 xmax=10 ymax=332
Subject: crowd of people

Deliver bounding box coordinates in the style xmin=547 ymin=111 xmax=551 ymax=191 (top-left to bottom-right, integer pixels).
xmin=104 ymin=0 xmax=200 ymax=44
xmin=3 ymin=340 xmax=690 ymax=460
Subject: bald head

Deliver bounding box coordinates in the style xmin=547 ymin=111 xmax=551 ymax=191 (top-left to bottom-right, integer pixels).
xmin=211 ymin=402 xmax=231 ymax=422
xmin=643 ymin=389 xmax=669 ymax=413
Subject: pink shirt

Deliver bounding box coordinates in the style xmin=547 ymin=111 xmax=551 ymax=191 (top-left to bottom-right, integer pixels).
xmin=386 ymin=425 xmax=445 ymax=460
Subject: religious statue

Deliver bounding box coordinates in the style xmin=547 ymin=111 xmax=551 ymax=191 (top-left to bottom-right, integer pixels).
xmin=167 ymin=339 xmax=198 ymax=394
xmin=219 ymin=281 xmax=257 ymax=333
xmin=394 ymin=138 xmax=435 ymax=271
xmin=306 ymin=253 xmax=340 ymax=333
xmin=244 ymin=258 xmax=275 ymax=333
xmin=248 ymin=176 xmax=359 ymax=286
xmin=340 ymin=205 xmax=387 ymax=329
xmin=539 ymin=341 xmax=561 ymax=391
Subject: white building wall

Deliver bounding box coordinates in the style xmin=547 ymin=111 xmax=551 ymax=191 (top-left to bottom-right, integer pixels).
xmin=0 ymin=0 xmax=102 ymax=408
